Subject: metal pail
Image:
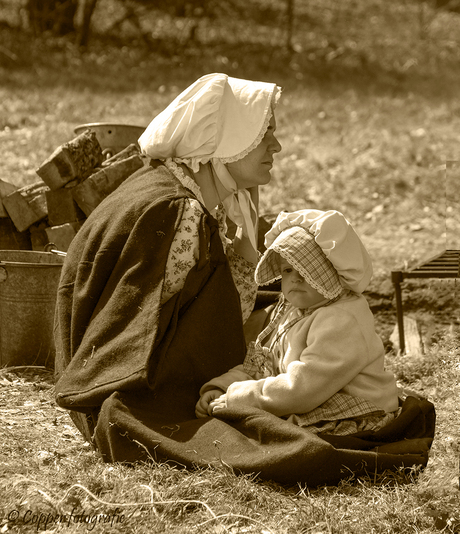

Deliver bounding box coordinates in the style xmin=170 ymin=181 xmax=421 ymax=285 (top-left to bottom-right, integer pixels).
xmin=74 ymin=122 xmax=146 ymax=159
xmin=0 ymin=251 xmax=64 ymax=368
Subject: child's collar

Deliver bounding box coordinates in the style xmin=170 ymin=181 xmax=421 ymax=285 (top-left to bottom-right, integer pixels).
xmin=280 ymin=289 xmax=346 ymax=316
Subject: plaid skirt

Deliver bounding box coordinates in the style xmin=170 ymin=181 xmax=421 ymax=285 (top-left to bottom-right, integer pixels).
xmin=284 ymin=392 xmax=400 ymax=436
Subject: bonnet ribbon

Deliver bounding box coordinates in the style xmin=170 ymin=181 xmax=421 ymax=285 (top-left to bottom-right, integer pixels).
xmin=212 ymin=158 xmax=258 ymax=252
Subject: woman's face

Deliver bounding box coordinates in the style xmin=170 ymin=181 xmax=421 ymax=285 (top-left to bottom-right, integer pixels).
xmin=226 ymin=114 xmax=282 ymax=189
xmin=280 ymin=257 xmax=326 ymax=309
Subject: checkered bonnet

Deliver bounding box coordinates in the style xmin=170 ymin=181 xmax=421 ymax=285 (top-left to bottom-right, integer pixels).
xmin=256 ymin=209 xmax=373 ymax=295
xmin=255 ymin=226 xmax=343 ymax=299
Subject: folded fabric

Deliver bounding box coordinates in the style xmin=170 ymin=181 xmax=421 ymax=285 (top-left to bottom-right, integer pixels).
xmin=93 ymin=393 xmax=435 ymax=487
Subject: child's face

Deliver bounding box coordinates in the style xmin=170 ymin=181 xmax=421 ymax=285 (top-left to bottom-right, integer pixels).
xmin=280 ymin=257 xmax=326 ymax=309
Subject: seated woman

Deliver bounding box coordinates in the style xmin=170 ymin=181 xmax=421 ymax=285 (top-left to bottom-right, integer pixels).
xmin=54 ymin=73 xmax=282 ymax=440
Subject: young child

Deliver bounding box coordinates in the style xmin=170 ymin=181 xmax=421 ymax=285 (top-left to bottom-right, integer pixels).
xmin=195 ymin=209 xmax=400 ymax=435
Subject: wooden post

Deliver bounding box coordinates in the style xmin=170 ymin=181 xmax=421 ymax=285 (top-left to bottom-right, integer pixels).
xmin=391 ymin=271 xmax=405 ymax=353
xmin=77 ymin=0 xmax=99 ymax=47
xmin=286 ymin=0 xmax=294 ymax=52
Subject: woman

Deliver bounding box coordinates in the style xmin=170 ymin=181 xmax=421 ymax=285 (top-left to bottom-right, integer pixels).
xmin=54 ymin=73 xmax=282 ymax=444
xmin=138 ymin=72 xmax=282 ymax=323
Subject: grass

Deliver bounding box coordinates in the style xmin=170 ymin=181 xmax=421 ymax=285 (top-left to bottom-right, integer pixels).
xmin=0 ymin=0 xmax=460 ymax=532
xmin=0 ymin=348 xmax=459 ymax=534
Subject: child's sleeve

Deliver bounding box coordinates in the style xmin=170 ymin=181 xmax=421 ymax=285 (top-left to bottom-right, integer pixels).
xmin=225 ymin=311 xmax=370 ymax=416
xmin=199 ymin=365 xmax=254 ymax=396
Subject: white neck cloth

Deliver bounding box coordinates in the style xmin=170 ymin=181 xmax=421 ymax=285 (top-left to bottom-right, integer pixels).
xmin=211 ymin=158 xmax=258 ymax=250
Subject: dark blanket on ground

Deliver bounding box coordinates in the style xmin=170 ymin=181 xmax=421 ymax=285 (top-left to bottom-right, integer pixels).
xmin=54 ymin=161 xmax=436 ymax=488
xmin=94 ymin=392 xmax=435 ymax=487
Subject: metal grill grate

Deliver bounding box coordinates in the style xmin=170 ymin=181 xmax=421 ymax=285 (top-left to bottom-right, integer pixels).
xmin=391 ymin=250 xmax=459 ymax=353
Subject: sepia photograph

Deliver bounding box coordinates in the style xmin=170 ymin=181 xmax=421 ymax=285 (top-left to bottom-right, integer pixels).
xmin=0 ymin=1 xmax=459 ymax=532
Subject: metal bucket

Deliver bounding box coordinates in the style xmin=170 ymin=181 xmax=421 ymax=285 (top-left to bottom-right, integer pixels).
xmin=74 ymin=122 xmax=146 ymax=159
xmin=0 ymin=250 xmax=64 ymax=368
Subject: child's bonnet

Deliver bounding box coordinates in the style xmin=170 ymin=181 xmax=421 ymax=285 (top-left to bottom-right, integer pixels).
xmin=255 ymin=209 xmax=373 ymax=298
xmin=244 ymin=209 xmax=374 ymax=378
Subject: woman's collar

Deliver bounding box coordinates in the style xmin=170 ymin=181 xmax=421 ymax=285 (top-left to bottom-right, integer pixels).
xmin=164 ymin=159 xmax=204 ymax=205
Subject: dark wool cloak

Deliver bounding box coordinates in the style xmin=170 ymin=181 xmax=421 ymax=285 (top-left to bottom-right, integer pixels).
xmin=54 ymin=160 xmax=435 ymax=487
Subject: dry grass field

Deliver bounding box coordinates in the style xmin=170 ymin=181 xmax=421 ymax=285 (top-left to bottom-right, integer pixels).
xmin=0 ymin=0 xmax=459 ymax=532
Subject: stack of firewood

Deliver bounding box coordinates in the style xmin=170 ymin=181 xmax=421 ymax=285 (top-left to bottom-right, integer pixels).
xmin=0 ymin=130 xmax=145 ymax=253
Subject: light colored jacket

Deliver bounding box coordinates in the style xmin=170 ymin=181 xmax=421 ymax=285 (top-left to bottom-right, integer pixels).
xmin=200 ymin=292 xmax=399 ymax=417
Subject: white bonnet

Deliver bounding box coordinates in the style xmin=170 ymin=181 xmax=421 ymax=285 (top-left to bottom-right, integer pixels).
xmin=261 ymin=209 xmax=373 ymax=294
xmin=138 ymin=73 xmax=281 ymax=253
xmin=138 ymin=72 xmax=281 ymax=172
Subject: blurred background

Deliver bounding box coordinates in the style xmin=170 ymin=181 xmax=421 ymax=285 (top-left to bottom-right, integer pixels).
xmin=1 ymin=0 xmax=459 ymax=342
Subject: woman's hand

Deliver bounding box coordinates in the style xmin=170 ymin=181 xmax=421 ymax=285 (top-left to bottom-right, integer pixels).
xmin=195 ymin=389 xmax=225 ymax=418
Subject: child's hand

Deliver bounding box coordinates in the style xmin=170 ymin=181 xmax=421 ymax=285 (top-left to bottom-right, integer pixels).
xmin=195 ymin=389 xmax=224 ymax=418
xmin=208 ymin=393 xmax=227 ymax=414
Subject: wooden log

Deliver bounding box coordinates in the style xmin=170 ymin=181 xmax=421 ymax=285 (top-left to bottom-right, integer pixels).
xmin=45 ymin=187 xmax=86 ymax=226
xmin=390 ymin=315 xmax=424 ymax=357
xmin=36 ymin=129 xmax=103 ymax=190
xmin=3 ymin=181 xmax=49 ymax=232
xmin=101 ymin=143 xmax=140 ymax=167
xmin=72 ymin=154 xmax=144 ymax=216
xmin=45 ymin=221 xmax=82 ymax=252
xmin=0 ymin=218 xmax=31 ymax=250
xmin=0 ymin=179 xmax=19 ymax=218
xmin=30 ymin=222 xmax=50 ymax=251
